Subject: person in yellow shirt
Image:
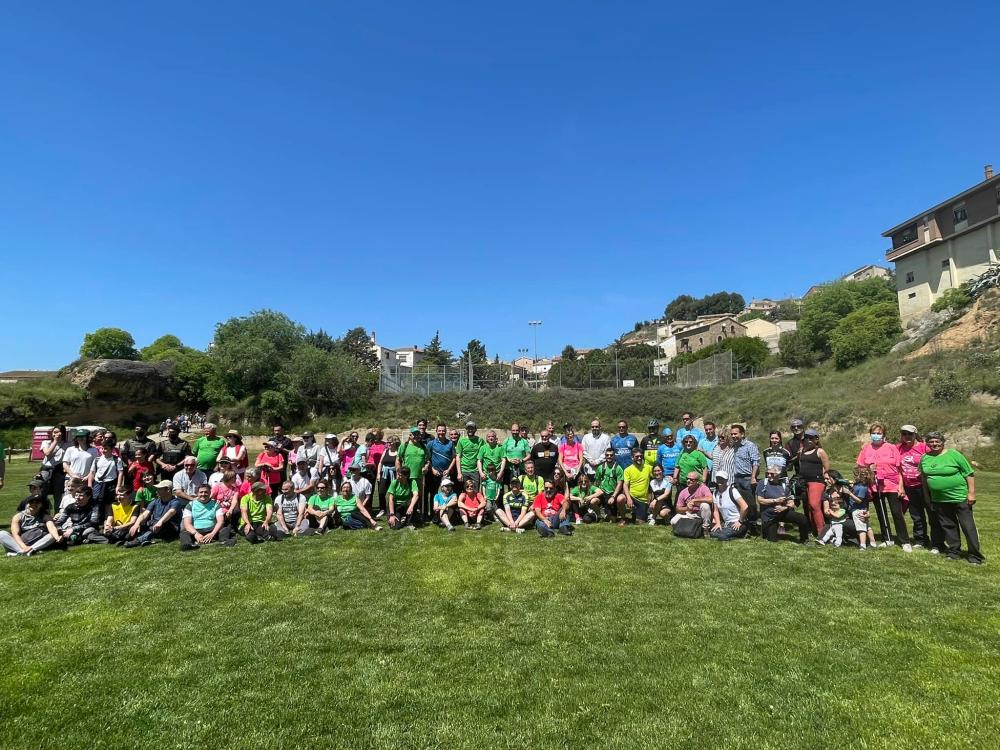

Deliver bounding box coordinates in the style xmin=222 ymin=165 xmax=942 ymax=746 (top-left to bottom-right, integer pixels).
xmin=103 ymin=488 xmax=141 ymax=545
xmin=622 ymin=449 xmax=653 ymax=526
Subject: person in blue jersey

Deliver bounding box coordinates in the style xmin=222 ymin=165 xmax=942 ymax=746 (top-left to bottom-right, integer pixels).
xmin=655 ymin=429 xmax=683 ymax=510
xmin=676 ymin=412 xmax=706 ymax=445
xmin=610 ymin=420 xmax=639 ymax=470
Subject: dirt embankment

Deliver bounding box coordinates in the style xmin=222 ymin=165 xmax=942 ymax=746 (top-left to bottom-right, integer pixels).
xmin=906 ymin=289 xmax=1000 ymax=360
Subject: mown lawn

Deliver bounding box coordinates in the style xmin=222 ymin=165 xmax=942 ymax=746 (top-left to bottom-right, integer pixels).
xmin=1 ymin=457 xmax=997 ymax=749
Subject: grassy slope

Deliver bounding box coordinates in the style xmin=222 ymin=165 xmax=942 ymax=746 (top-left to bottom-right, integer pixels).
xmin=1 ymin=456 xmax=998 ymax=749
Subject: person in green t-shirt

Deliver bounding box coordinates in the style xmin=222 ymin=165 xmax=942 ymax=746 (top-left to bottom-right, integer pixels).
xmin=397 ymin=428 xmax=429 ymax=505
xmin=479 ymin=431 xmax=505 ymax=482
xmin=569 ymin=472 xmax=603 ymax=523
xmin=306 ymin=479 xmax=338 ymax=533
xmin=920 ymin=432 xmax=983 ymax=563
xmin=482 ymin=463 xmax=502 ymax=513
xmin=456 ymin=422 xmax=485 ymax=485
xmin=519 ymin=459 xmax=545 ymax=500
xmin=593 ymin=448 xmax=625 ymax=520
xmin=239 ymin=482 xmax=274 ymax=543
xmin=334 ymin=480 xmax=380 ymax=531
xmin=674 ymin=436 xmax=709 ymax=484
xmin=193 ymin=425 xmax=226 ymax=474
xmin=134 ymin=471 xmax=158 ymax=506
xmin=387 ymin=466 xmax=420 ymax=529
xmin=499 ymin=422 xmax=531 ymax=487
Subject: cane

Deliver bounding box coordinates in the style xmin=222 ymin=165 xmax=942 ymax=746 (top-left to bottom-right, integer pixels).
xmin=873 ymin=474 xmax=893 ymax=546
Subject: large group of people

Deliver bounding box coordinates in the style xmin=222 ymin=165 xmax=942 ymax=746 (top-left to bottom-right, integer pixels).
xmin=1 ymin=414 xmax=984 ymax=565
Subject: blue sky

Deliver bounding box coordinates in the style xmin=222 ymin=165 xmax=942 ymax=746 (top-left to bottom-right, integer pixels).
xmin=2 ymin=0 xmax=999 ymax=369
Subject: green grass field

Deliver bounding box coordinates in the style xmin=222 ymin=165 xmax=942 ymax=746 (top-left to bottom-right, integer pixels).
xmin=1 ymin=456 xmax=997 ymax=749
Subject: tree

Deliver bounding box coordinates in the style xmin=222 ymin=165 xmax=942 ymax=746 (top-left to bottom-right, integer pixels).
xmin=139 ymin=334 xmax=183 ymax=361
xmin=777 ymin=330 xmax=818 ymax=369
xmin=561 ymin=345 xmax=578 ymax=360
xmin=421 ymin=331 xmax=453 ymax=366
xmin=724 ymin=336 xmax=771 ymax=374
xmin=829 ymin=302 xmax=902 ymax=369
xmin=209 ymin=310 xmax=305 ymax=401
xmin=277 ymin=344 xmax=376 ymax=419
xmin=461 ymin=339 xmax=488 ymax=365
xmin=664 ymin=291 xmax=745 ymax=321
xmin=799 ymin=277 xmax=896 ymax=357
xmin=304 ymin=329 xmax=338 ymax=353
xmin=772 ymin=300 xmax=802 ymax=322
xmin=80 ymin=328 xmax=139 ymax=360
xmin=336 ymin=327 xmax=379 ymax=372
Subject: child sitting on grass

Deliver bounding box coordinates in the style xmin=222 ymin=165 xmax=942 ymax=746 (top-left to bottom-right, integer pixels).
xmin=817 ymin=493 xmax=847 ymax=547
xmin=433 ymin=477 xmax=459 ymax=531
xmin=104 ymin=488 xmax=140 ymax=545
xmin=497 ymin=479 xmax=532 ymax=533
xmin=458 ymin=478 xmax=486 ymax=530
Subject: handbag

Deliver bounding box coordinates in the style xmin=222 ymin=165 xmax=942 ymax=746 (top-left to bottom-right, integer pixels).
xmin=672 ymin=516 xmax=704 ymax=539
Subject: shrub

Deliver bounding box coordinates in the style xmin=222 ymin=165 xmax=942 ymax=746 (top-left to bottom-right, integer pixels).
xmin=982 ymin=411 xmax=1000 ymax=439
xmin=931 ymin=287 xmax=971 ymax=312
xmin=929 ymin=372 xmax=971 ymax=403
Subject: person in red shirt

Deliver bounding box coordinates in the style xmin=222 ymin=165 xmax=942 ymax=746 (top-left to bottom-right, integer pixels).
xmin=457 ymin=478 xmax=486 ymax=530
xmin=255 ymin=441 xmax=286 ymax=495
xmin=127 ymin=447 xmax=156 ymax=492
xmin=532 ymin=481 xmax=572 ymax=537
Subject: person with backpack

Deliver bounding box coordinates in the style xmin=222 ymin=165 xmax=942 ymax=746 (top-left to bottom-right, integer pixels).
xmin=709 ymin=471 xmax=749 ymax=541
xmin=756 ymin=466 xmax=810 ymax=543
xmin=1 ymin=495 xmax=61 ymax=556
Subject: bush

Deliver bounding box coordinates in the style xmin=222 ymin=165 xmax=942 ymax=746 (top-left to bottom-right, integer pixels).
xmin=929 ymin=372 xmax=971 ymax=403
xmin=931 ymin=287 xmax=971 ymax=312
xmin=799 ymin=277 xmax=897 ymax=357
xmin=982 ymin=411 xmax=1000 ymax=439
xmin=778 ymin=330 xmax=819 ymax=369
xmin=0 ymin=378 xmax=88 ymax=428
xmin=829 ymin=302 xmax=901 ymax=369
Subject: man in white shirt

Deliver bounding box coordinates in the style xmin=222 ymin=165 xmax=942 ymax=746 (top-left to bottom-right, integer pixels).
xmin=581 ymin=420 xmax=611 ymax=475
xmin=348 ymin=464 xmax=373 ymax=512
xmin=173 ymin=457 xmax=207 ymax=503
xmin=710 ymin=470 xmax=749 ymax=541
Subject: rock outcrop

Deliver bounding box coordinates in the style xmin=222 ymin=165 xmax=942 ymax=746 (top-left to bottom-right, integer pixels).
xmin=64 ymin=359 xmax=179 ymax=424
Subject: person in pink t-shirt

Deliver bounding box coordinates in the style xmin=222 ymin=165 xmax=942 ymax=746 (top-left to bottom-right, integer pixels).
xmin=856 ymin=421 xmax=910 ymax=551
xmin=897 ymin=425 xmax=941 ymax=551
xmin=557 ymin=425 xmax=584 ymax=484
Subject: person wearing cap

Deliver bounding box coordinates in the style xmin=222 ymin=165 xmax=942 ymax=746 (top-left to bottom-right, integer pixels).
xmin=292 ymin=431 xmax=321 ymax=471
xmin=347 ymin=463 xmax=373 ymax=511
xmin=710 ymin=471 xmax=749 ymax=541
xmin=432 ymin=476 xmax=459 ymax=530
xmin=120 ymin=424 xmax=157 ymax=465
xmin=127 ymin=480 xmax=182 ymax=546
xmin=155 ymin=424 xmax=192 ymax=480
xmin=334 ymin=480 xmax=380 ymax=531
xmin=255 ymin=441 xmax=286 ymax=496
xmin=898 ymin=426 xmax=940 ymax=551
xmin=397 ymin=427 xmax=429 ymax=505
xmin=317 ymin=434 xmax=342 ymax=487
xmin=192 ymin=424 xmax=226 ymax=476
xmin=270 ymin=481 xmax=309 ymax=539
xmin=291 ymin=458 xmax=320 ymax=498
xmin=178 ymin=483 xmax=230 ymax=550
xmin=532 ymin=479 xmax=572 ymax=537
xmin=920 ymin=432 xmax=983 ymax=564
xmin=219 ymin=430 xmax=248 ymax=477
xmin=639 ymin=419 xmax=662 ymax=469
xmin=786 ymin=418 xmax=806 ymax=474
xmin=386 ymin=466 xmax=421 ymax=529
xmin=239 ymin=482 xmax=276 ymax=543
xmin=798 ymin=428 xmax=830 ymax=535
xmin=53 ymin=486 xmax=106 ymax=545
xmin=456 ymin=421 xmax=484 ymax=486
xmin=857 ymin=422 xmax=911 ymax=551
xmin=18 ymin=479 xmax=52 ymax=514
xmin=208 ymin=456 xmax=234 ymax=487
xmin=529 ymin=429 xmax=559 ymax=481
xmin=425 ymin=423 xmax=455 ymax=518
xmin=63 ymin=429 xmax=96 ymax=487
xmin=172 ymin=457 xmax=207 ymax=504
xmin=2 ymin=494 xmax=61 ymax=556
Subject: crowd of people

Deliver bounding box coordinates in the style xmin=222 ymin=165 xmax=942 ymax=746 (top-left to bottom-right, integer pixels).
xmin=0 ymin=413 xmax=984 ymax=564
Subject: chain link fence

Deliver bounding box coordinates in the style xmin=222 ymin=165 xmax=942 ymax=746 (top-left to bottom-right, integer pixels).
xmin=674 ymin=349 xmax=734 ymax=388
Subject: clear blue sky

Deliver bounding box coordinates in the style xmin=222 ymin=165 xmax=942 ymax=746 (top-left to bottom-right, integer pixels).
xmin=2 ymin=0 xmax=999 ymax=369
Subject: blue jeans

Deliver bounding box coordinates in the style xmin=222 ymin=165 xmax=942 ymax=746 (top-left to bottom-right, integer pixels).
xmin=535 ymin=517 xmax=572 ymax=537
xmin=711 ymin=523 xmax=747 ymax=541
xmin=341 ymin=514 xmax=366 ymax=530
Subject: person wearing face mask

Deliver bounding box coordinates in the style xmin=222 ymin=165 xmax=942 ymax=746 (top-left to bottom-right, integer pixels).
xmin=856 ymin=422 xmax=911 ymax=552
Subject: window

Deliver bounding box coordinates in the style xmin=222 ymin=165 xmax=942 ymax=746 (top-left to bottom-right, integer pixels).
xmin=908 ymin=292 xmax=917 ymax=299
xmin=942 ymin=259 xmax=950 ymax=269
xmin=897 ymin=225 xmax=918 ymax=245
xmin=905 ymin=271 xmax=914 ymax=283
xmin=717 ymin=335 xmax=723 ymax=342
xmin=698 ymin=337 xmax=703 ymax=345
xmin=996 ymin=185 xmax=1000 ymax=207
xmin=953 ymin=202 xmax=968 ymax=228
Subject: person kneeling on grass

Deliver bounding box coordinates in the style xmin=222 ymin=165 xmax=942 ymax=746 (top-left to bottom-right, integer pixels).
xmin=497 ymin=479 xmax=533 ymax=533
xmin=646 ymin=465 xmax=674 ymax=526
xmin=334 ymin=480 xmax=381 ymax=530
xmin=532 ymin=480 xmax=572 ymax=537
xmin=54 ymin=486 xmax=107 ymax=545
xmin=757 ymin=467 xmax=810 ymax=543
xmin=387 ymin=466 xmax=421 ymax=530
xmin=103 ymin=488 xmax=141 ymax=545
xmin=271 ymin=481 xmax=309 ymax=539
xmin=710 ymin=471 xmax=749 ymax=541
xmin=458 ymin=478 xmax=486 ymax=530
xmin=671 ymin=471 xmax=714 ymax=532
xmin=433 ymin=476 xmax=459 ymax=531
xmin=240 ymin=482 xmax=276 ymax=543
xmin=181 ymin=484 xmax=233 ymax=550
xmin=306 ymin=480 xmax=337 ymax=533
xmin=125 ymin=480 xmax=184 ymax=547
xmin=569 ymin=473 xmax=601 ymax=524
xmin=2 ymin=495 xmax=61 ymax=557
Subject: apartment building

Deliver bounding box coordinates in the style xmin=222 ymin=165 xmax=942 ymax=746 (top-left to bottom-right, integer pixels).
xmin=884 ymin=165 xmax=1000 ymax=322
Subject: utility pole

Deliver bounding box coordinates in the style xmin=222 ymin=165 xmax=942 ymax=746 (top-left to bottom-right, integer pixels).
xmin=528 ymin=320 xmax=542 ymax=363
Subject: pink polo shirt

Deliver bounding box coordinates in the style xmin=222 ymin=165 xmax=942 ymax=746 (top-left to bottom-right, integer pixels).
xmin=898 ymin=441 xmax=928 ymax=488
xmin=856 ymin=442 xmax=902 ymax=493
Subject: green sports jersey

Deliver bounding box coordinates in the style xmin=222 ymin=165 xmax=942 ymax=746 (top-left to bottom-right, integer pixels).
xmin=676 ymin=450 xmax=709 ymax=480
xmin=398 ymin=441 xmax=427 ymax=479
xmin=387 ymin=479 xmax=418 ymax=511
xmin=456 ymin=436 xmax=484 ymax=474
xmin=501 ymin=437 xmax=530 ymax=460
xmin=483 ymin=476 xmax=501 ymax=503
xmin=503 ymin=490 xmax=529 ymax=510
xmin=624 ymin=464 xmax=652 ymax=501
xmin=480 ymin=443 xmax=504 ymax=472
xmin=309 ymin=493 xmax=336 ymax=512
xmin=595 ymin=463 xmax=624 ymax=494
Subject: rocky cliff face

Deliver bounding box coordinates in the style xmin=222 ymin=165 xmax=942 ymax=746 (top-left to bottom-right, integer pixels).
xmin=65 ymin=359 xmax=180 ymax=424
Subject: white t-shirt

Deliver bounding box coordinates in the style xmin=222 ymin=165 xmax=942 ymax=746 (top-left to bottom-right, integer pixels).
xmin=93 ymin=455 xmax=124 ymax=483
xmin=291 ymin=468 xmax=319 ymax=493
xmin=273 ymin=493 xmax=306 ymax=526
xmin=649 ymin=477 xmax=671 ymax=498
xmin=173 ymin=470 xmax=208 ymax=498
xmin=64 ymin=446 xmax=95 ymax=478
xmin=582 ymin=432 xmax=612 ymax=465
xmin=41 ymin=440 xmax=68 ymax=468
xmin=714 ymin=486 xmax=744 ymax=526
xmin=349 ymin=476 xmax=372 ymax=502
xmin=208 ymin=471 xmax=226 ymax=487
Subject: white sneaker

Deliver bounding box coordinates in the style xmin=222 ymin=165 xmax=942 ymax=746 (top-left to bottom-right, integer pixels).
xmin=500 ymin=526 xmax=511 ymax=532
xmin=5 ymin=551 xmax=18 ymax=557
xmin=902 ymin=543 xmax=913 ymax=553
xmin=647 ymin=517 xmax=656 ymax=526
xmin=930 ymin=548 xmax=940 ymax=555
xmin=515 ymin=528 xmax=525 ymax=534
